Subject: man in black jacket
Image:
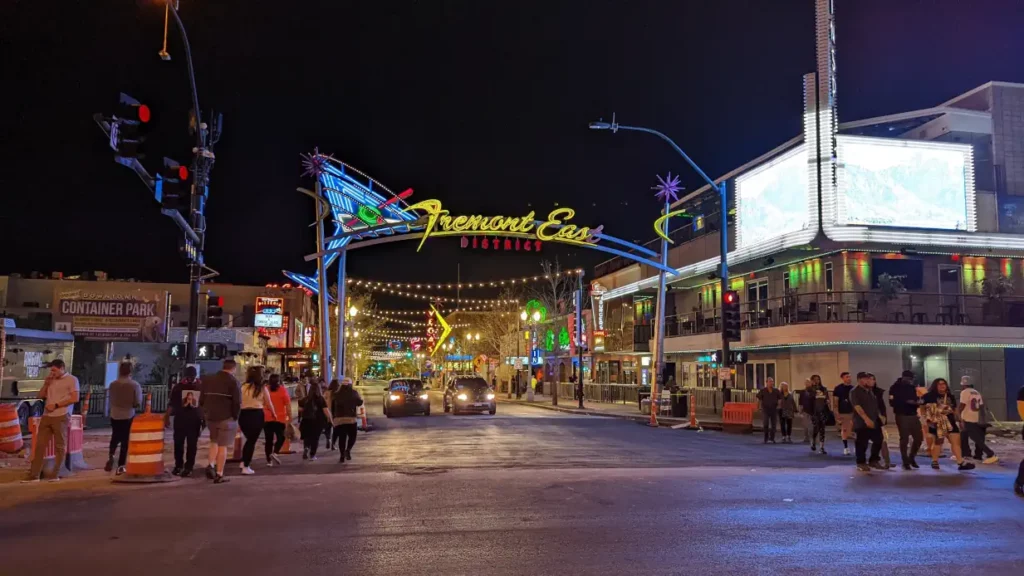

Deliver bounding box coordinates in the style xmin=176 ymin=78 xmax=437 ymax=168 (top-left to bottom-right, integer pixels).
xmin=330 ymin=377 xmax=364 ymax=463
xmin=889 ymin=370 xmax=923 ymax=470
xmin=170 ymin=366 xmax=203 ymax=477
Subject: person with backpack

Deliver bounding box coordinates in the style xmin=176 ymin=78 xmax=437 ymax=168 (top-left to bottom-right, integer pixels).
xmin=299 ymin=379 xmax=331 ymax=461
xmin=330 ymin=377 xmax=364 ymax=463
xmin=170 ymin=366 xmax=202 ymax=477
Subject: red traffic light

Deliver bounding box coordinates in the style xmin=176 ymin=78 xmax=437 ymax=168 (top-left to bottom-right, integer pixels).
xmin=177 ymin=165 xmax=189 ymax=181
xmin=724 ymin=290 xmax=738 ymax=304
xmin=209 ymin=296 xmax=223 ymax=306
xmin=138 ymin=104 xmax=151 ymax=123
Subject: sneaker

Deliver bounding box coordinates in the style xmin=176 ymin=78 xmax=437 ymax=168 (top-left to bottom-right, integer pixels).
xmin=181 ymin=468 xmax=193 ymax=478
xmin=339 ymin=456 xmax=346 ymax=464
xmin=909 ymin=460 xmax=920 ymax=469
xmin=309 ymin=455 xmax=318 ymax=461
xmin=345 ymin=450 xmax=351 ymax=461
xmin=902 ymin=463 xmax=913 ymax=471
xmin=104 ymin=457 xmax=115 ymax=473
xmin=983 ymin=456 xmax=999 ymax=465
xmin=172 ymin=467 xmax=182 ymax=476
xmin=763 ymin=438 xmax=768 ymax=444
xmin=1015 ymin=483 xmax=1024 ymax=497
xmin=116 ymin=466 xmax=126 ymax=476
xmin=241 ymin=466 xmax=255 ymax=475
xmin=302 ymin=450 xmax=309 ymax=461
xmin=20 ymin=477 xmax=40 ymax=484
xmin=856 ymin=463 xmax=871 ymax=472
xmin=214 ymin=475 xmax=229 ymax=484
xmin=819 ymin=447 xmax=827 ymax=455
xmin=957 ymin=462 xmax=976 ymax=471
xmin=270 ymin=453 xmax=282 ymax=466
xmin=205 ymin=464 xmax=216 ymax=480
xmin=769 ymin=439 xmax=777 ymax=444
xmin=810 ymin=444 xmax=817 ymax=452
xmin=843 ymin=448 xmax=850 ymax=456
xmin=869 ymin=461 xmax=887 ymax=471
xmin=931 ymin=461 xmax=940 ymax=470
xmin=47 ymin=476 xmax=61 ymax=483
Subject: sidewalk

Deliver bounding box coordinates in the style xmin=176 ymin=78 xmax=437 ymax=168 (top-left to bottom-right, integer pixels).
xmin=499 ymin=394 xmax=704 ymax=428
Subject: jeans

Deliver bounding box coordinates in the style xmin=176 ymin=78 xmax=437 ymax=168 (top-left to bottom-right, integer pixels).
xmin=263 ymin=421 xmax=286 ymax=460
xmin=895 ymin=413 xmax=924 ymax=465
xmin=238 ymin=409 xmax=265 ymax=467
xmin=960 ymin=422 xmax=994 ymax=459
xmin=780 ymin=416 xmax=793 ymax=437
xmin=855 ymin=424 xmax=883 ymax=465
xmin=173 ymin=415 xmax=201 ymax=470
xmin=109 ymin=417 xmax=133 ymax=467
xmin=762 ymin=411 xmax=778 ymax=442
xmin=28 ymin=414 xmax=69 ymax=480
xmin=333 ymin=423 xmax=358 ymax=454
xmin=800 ymin=413 xmax=813 ymax=442
xmin=811 ymin=411 xmax=827 ymax=447
xmin=301 ymin=419 xmax=321 ymax=457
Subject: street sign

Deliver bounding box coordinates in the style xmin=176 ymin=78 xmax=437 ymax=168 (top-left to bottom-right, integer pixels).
xmin=718 ymin=367 xmax=732 ymax=381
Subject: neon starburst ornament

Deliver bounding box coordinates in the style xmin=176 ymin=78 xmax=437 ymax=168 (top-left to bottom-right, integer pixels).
xmin=300 ymin=147 xmax=334 ymax=179
xmin=652 ymin=172 xmax=682 ymax=204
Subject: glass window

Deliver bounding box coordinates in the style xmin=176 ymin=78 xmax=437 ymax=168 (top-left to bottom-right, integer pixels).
xmin=783 ymin=272 xmax=790 ymax=292
xmin=825 ymin=262 xmax=834 ymax=292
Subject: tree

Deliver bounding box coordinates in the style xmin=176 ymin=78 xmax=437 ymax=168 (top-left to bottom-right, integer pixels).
xmin=147 ymin=349 xmax=184 ymax=387
xmin=327 ymin=284 xmax=394 ymax=379
xmin=472 ymin=287 xmax=524 ymax=359
xmin=532 ymin=259 xmax=577 ymax=318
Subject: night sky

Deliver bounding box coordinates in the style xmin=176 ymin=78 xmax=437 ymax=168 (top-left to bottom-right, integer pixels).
xmin=3 ymin=1 xmax=1023 ymax=304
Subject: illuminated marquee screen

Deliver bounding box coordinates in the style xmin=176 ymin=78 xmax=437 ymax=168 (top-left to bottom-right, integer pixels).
xmin=836 ymin=136 xmax=975 ymax=231
xmin=735 ymin=145 xmax=809 ymax=249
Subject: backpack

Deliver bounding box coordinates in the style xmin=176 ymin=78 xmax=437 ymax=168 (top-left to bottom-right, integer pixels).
xmin=302 ymin=395 xmax=322 ymax=422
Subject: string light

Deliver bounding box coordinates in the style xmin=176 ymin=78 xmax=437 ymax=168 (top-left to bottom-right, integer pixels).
xmin=349 ymin=282 xmax=519 ymax=304
xmin=345 ymin=268 xmax=584 ymax=291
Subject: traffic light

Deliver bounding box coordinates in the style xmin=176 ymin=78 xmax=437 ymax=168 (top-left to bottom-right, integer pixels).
xmin=207 ymin=295 xmax=224 ymax=328
xmin=722 ymin=289 xmax=741 ymax=343
xmin=109 ymin=93 xmax=150 ymax=160
xmin=157 ymin=157 xmax=190 ymax=211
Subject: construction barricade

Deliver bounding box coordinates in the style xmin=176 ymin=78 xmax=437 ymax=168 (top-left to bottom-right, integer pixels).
xmin=722 ymin=402 xmax=757 ymax=434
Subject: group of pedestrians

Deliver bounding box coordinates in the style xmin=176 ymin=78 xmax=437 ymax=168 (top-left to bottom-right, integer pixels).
xmin=293 ymin=374 xmax=364 ymax=463
xmin=756 ymin=370 xmax=1011 ymax=476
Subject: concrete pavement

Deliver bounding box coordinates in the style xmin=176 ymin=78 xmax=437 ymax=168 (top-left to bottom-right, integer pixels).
xmin=0 ymin=393 xmax=1021 ymax=575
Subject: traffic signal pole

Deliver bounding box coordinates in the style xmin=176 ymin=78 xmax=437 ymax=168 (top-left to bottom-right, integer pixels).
xmin=718 ymin=181 xmax=730 ymax=388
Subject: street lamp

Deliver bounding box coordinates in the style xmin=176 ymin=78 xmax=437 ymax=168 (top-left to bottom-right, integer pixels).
xmin=589 ymin=114 xmax=730 ymax=426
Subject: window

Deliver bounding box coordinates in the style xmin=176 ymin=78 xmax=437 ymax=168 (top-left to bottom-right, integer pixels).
xmin=825 ymin=262 xmax=834 ymax=292
xmin=742 ymin=360 xmax=777 ymax=391
xmin=746 ymin=278 xmax=769 ymax=312
xmin=783 ymin=272 xmax=790 ymax=292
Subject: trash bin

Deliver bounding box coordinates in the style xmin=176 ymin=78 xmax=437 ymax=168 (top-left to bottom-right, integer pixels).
xmin=671 ymin=389 xmax=687 ymax=417
xmin=640 ymin=398 xmax=651 ymax=415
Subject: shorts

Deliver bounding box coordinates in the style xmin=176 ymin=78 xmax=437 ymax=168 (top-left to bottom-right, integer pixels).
xmin=927 ymin=415 xmax=960 ymax=439
xmin=837 ymin=413 xmax=854 ymax=436
xmin=207 ymin=419 xmax=238 ymax=447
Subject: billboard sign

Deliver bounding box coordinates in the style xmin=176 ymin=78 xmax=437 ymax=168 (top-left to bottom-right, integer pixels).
xmin=56 ymin=288 xmax=169 ymax=342
xmin=735 ymin=145 xmax=810 ymax=249
xmin=254 ymin=296 xmax=284 ymax=328
xmin=835 ymin=136 xmax=975 ymax=231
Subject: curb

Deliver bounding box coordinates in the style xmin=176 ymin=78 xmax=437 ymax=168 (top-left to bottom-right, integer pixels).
xmin=498 ymin=399 xmax=725 ymax=430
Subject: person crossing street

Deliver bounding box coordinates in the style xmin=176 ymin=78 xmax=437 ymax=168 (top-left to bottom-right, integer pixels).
xmin=330 ymin=377 xmax=364 ymax=463
xmin=833 ymin=372 xmax=854 ymax=456
xmin=170 ymin=366 xmax=203 ymax=477
xmin=200 ymin=359 xmax=241 ymax=484
xmin=106 ymin=361 xmax=142 ymax=476
xmin=756 ymin=377 xmax=782 ymax=444
xmin=850 ymin=372 xmax=885 ymax=472
xmin=957 ymin=376 xmax=997 ymax=464
xmin=889 ymin=370 xmax=924 ymax=470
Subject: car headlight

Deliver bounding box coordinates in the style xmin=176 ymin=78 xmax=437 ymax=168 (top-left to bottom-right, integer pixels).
xmin=419 ymin=393 xmax=428 ymax=400
xmin=457 ymin=393 xmax=468 ymax=401
xmin=486 ymin=393 xmax=495 ymax=400
xmin=389 ymin=394 xmax=400 ymax=401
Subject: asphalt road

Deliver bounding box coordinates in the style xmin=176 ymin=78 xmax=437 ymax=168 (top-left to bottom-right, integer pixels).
xmin=1 ymin=392 xmax=1022 ymax=576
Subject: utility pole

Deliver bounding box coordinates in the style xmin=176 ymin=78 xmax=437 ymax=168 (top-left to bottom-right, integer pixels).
xmin=576 ymin=270 xmax=585 ymax=409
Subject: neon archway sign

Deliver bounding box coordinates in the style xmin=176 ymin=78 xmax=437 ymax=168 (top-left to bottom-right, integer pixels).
xmin=285 ymin=153 xmax=678 ymax=298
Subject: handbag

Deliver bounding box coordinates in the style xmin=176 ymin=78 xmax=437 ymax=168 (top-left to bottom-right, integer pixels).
xmin=824 ymin=407 xmax=836 ymax=427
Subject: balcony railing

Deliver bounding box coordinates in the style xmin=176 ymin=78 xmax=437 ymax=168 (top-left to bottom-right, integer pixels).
xmin=665 ymin=290 xmax=1024 ymax=336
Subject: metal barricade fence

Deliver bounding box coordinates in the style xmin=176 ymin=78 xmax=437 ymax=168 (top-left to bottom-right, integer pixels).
xmin=79 ymin=385 xmax=170 ymax=417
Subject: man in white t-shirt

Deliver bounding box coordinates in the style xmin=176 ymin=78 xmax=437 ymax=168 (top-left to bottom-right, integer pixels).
xmin=23 ymin=359 xmax=80 ymax=482
xmin=958 ymin=376 xmax=997 ymax=464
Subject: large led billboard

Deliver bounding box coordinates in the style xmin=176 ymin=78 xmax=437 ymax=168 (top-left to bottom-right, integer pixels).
xmin=835 ymin=136 xmax=975 ymax=231
xmin=735 ymin=145 xmax=810 ymax=249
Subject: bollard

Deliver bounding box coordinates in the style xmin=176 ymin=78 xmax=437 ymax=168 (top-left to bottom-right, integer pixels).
xmin=0 ymin=404 xmax=24 ymax=454
xmin=113 ymin=396 xmax=178 ymax=483
xmin=279 ymin=416 xmax=295 ymax=454
xmin=81 ymin=392 xmax=91 ymax=430
xmin=144 ymin=392 xmax=152 ymax=413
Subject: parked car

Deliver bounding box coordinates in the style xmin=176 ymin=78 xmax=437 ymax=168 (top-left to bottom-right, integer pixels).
xmin=443 ymin=376 xmax=496 ymax=415
xmin=383 ymin=378 xmax=431 ymax=417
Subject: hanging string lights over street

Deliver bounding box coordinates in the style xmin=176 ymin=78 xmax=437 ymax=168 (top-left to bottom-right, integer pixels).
xmin=345 ymin=268 xmax=583 ymax=291
xmin=350 ymin=281 xmax=518 ymax=305
xmin=364 ymin=311 xmax=470 ymax=329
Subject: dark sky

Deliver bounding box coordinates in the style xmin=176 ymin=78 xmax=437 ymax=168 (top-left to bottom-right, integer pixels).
xmin=3 ymin=0 xmax=1023 ymax=302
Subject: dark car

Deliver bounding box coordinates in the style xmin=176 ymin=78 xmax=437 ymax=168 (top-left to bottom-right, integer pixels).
xmin=443 ymin=377 xmax=496 ymax=415
xmin=383 ymin=378 xmax=431 ymax=417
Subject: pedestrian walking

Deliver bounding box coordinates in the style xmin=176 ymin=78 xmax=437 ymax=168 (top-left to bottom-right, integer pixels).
xmin=922 ymin=378 xmax=975 ymax=472
xmin=798 ymin=379 xmax=815 ymax=444
xmin=957 ymin=376 xmax=998 ymax=464
xmin=833 ymin=372 xmax=854 ymax=456
xmin=809 ymin=375 xmax=831 ymax=455
xmin=889 ymin=370 xmax=924 ymax=470
xmin=200 ymin=359 xmax=242 ymax=484
xmin=1014 ymin=384 xmax=1023 ymax=497
xmin=324 ymin=379 xmax=339 ymax=450
xmin=869 ymin=374 xmax=893 ymax=468
xmin=299 ymin=378 xmax=331 ymax=461
xmin=170 ymin=366 xmax=202 ymax=477
xmin=105 ymin=361 xmax=142 ymax=476
xmin=331 ymin=377 xmax=364 ymax=463
xmin=850 ymin=372 xmax=886 ymax=472
xmin=779 ymin=382 xmax=797 ymax=443
xmin=238 ymin=366 xmax=275 ymax=475
xmin=23 ymin=359 xmax=79 ymax=483
xmin=756 ymin=377 xmax=782 ymax=444
xmin=263 ymin=374 xmax=290 ymax=466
